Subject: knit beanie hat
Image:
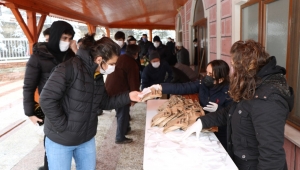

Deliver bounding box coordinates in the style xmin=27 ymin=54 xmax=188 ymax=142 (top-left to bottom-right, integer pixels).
xmin=149 ymin=51 xmax=160 ymax=61
xmin=153 ymin=36 xmax=161 ymax=42
xmin=176 ymin=42 xmax=183 ymax=46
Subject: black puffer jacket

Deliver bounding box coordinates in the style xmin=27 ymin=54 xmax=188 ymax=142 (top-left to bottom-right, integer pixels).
xmin=23 ymin=43 xmax=74 ymax=116
xmin=200 ymin=56 xmax=294 ymax=170
xmin=39 ymin=48 xmax=131 ymax=146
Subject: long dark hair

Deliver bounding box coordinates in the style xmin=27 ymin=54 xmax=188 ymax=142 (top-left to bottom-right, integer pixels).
xmin=229 ymin=40 xmax=270 ymax=102
xmin=207 ymin=60 xmax=230 ymax=86
xmin=81 ymin=33 xmax=121 ymax=61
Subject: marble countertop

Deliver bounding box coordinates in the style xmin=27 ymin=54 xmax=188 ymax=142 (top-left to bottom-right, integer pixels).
xmin=143 ymin=99 xmax=238 ymax=170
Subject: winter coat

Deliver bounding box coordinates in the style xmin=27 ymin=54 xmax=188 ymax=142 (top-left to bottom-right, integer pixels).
xmin=176 ymin=47 xmax=190 ymax=66
xmin=161 ymin=79 xmax=232 ymax=148
xmin=39 ymin=48 xmax=131 ymax=146
xmin=23 ymin=42 xmax=75 ymax=116
xmin=166 ymin=41 xmax=177 ymax=66
xmin=199 ymin=56 xmax=294 ymax=170
xmin=141 ymin=60 xmax=173 ymax=90
xmin=148 ymin=43 xmax=169 ymax=62
xmin=138 ymin=40 xmax=153 ymax=58
xmin=120 ymin=43 xmax=127 ymax=55
xmin=105 ymin=53 xmax=140 ymax=96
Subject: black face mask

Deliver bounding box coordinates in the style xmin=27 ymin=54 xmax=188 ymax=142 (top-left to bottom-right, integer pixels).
xmin=203 ymin=75 xmax=215 ymax=88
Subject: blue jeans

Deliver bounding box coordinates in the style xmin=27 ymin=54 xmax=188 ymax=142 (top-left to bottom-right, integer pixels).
xmin=45 ymin=137 xmax=96 ymax=170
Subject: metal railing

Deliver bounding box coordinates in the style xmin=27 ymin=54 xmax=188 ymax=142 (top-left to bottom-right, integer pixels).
xmin=0 ymin=38 xmax=30 ymax=61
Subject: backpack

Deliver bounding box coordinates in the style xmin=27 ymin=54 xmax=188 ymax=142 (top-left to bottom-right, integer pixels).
xmin=34 ymin=58 xmax=75 ymax=126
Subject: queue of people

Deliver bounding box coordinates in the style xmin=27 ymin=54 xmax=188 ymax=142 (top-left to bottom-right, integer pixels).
xmin=22 ymin=20 xmax=294 ymax=170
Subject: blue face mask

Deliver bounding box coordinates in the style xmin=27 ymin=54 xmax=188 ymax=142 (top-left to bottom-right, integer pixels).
xmin=143 ymin=38 xmax=147 ymax=42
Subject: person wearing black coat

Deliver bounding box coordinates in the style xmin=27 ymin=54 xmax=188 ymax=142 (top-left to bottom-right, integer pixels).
xmin=114 ymin=31 xmax=127 ymax=55
xmin=182 ymin=40 xmax=294 ymax=170
xmin=141 ymin=51 xmax=173 ymax=90
xmin=153 ymin=60 xmax=232 ymax=149
xmin=39 ymin=35 xmax=141 ymax=170
xmin=23 ymin=20 xmax=76 ymax=170
xmin=138 ymin=34 xmax=153 ymax=59
xmin=166 ymin=37 xmax=177 ymax=65
xmin=148 ymin=35 xmax=170 ymax=63
xmin=176 ymin=42 xmax=190 ymax=66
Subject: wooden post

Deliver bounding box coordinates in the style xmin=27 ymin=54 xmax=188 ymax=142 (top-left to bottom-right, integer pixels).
xmin=37 ymin=14 xmax=47 ymax=40
xmin=105 ymin=27 xmax=110 ymax=38
xmin=149 ymin=29 xmax=153 ymax=42
xmin=87 ymin=24 xmax=96 ymax=34
xmin=6 ymin=3 xmax=46 ymax=54
xmin=26 ymin=11 xmax=37 ymax=53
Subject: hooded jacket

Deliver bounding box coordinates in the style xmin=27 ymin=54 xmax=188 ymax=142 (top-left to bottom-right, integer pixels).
xmin=39 ymin=48 xmax=131 ymax=146
xmin=23 ymin=21 xmax=75 ymax=117
xmin=199 ymin=56 xmax=294 ymax=170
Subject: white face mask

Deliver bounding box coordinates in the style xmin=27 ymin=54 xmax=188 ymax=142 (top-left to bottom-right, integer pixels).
xmin=154 ymin=42 xmax=160 ymax=48
xmin=116 ymin=40 xmax=124 ymax=48
xmin=194 ymin=44 xmax=197 ymax=47
xmin=100 ymin=61 xmax=115 ymax=75
xmin=59 ymin=40 xmax=70 ymax=52
xmin=152 ymin=61 xmax=160 ymax=68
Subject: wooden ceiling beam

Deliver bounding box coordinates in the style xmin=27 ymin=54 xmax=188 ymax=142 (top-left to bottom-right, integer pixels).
xmin=87 ymin=24 xmax=97 ymax=34
xmin=108 ymin=24 xmax=175 ymax=30
xmin=110 ymin=11 xmax=175 ymax=24
xmin=152 ymin=13 xmax=177 ymax=24
xmin=138 ymin=0 xmax=149 ymax=22
xmin=26 ymin=11 xmax=37 ymax=41
xmin=6 ymin=3 xmax=34 ymax=43
xmin=2 ymin=0 xmax=105 ymax=26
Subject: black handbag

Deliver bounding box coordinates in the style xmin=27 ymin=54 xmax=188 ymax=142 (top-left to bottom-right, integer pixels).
xmin=34 ymin=102 xmax=45 ymax=126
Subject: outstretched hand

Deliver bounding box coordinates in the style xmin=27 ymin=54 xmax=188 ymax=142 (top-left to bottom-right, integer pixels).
xmin=129 ymin=91 xmax=142 ymax=102
xmin=180 ymin=119 xmax=203 ymax=140
xmin=70 ymin=40 xmax=78 ymax=54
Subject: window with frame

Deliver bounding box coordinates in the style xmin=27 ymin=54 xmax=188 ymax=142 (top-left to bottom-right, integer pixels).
xmin=241 ymin=0 xmax=300 ymax=130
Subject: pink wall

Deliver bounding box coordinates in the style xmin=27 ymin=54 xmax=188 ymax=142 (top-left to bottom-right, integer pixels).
xmin=178 ymin=0 xmax=192 ymax=53
xmin=221 ymin=0 xmax=232 ymax=64
xmin=177 ymin=0 xmax=233 ymax=66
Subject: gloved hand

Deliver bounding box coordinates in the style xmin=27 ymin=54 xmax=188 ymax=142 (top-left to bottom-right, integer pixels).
xmin=180 ymin=119 xmax=203 ymax=140
xmin=203 ymin=102 xmax=218 ymax=112
xmin=150 ymin=84 xmax=162 ymax=91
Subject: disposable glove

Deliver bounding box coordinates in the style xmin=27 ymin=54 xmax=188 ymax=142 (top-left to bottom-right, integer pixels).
xmin=180 ymin=119 xmax=203 ymax=140
xmin=203 ymin=102 xmax=218 ymax=112
xmin=150 ymin=84 xmax=162 ymax=91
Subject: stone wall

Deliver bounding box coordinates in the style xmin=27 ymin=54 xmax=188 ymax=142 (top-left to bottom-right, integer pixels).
xmin=0 ymin=62 xmax=26 ymax=81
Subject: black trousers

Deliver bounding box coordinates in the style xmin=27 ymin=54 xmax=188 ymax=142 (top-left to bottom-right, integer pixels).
xmin=234 ymin=155 xmax=258 ymax=170
xmin=233 ymin=155 xmax=288 ymax=170
xmin=43 ymin=135 xmax=49 ymax=170
xmin=115 ymin=105 xmax=130 ymax=141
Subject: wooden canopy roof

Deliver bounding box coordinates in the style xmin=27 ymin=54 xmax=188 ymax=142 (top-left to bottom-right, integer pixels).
xmin=0 ymin=0 xmax=188 ymax=29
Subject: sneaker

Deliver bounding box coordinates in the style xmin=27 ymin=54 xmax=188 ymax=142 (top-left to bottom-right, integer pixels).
xmin=115 ymin=137 xmax=133 ymax=144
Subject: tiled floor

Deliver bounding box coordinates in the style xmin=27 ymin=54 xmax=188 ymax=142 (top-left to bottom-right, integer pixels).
xmin=0 ymin=80 xmax=146 ymax=170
